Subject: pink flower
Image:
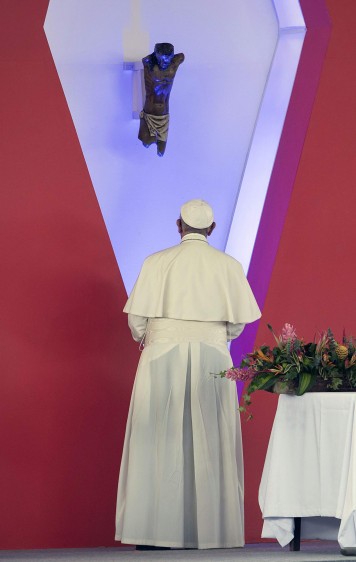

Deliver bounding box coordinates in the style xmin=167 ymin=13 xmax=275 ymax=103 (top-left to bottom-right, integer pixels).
xmin=225 ymin=367 xmax=255 ymax=382
xmin=281 ymin=323 xmax=298 ymax=343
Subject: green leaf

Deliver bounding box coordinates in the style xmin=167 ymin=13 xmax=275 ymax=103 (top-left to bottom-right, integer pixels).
xmin=248 ymin=375 xmax=276 ymax=394
xmin=329 ymin=377 xmax=342 ymax=390
xmin=296 ymin=372 xmax=316 ymax=396
xmin=244 ymin=394 xmax=252 ymax=405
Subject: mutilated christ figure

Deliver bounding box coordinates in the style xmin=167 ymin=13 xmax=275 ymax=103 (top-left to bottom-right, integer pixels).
xmin=139 ymin=43 xmax=184 ymax=157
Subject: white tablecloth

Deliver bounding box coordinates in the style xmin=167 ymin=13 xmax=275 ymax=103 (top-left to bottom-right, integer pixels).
xmin=259 ymin=393 xmax=356 ymax=549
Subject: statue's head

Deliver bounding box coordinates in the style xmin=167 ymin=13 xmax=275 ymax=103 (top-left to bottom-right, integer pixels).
xmin=154 ymin=43 xmax=174 ymax=69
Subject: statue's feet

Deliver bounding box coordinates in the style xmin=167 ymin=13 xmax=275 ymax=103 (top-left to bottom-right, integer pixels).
xmin=157 ymin=141 xmax=167 ymax=157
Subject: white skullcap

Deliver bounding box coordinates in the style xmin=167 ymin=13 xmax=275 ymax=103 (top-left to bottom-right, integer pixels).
xmin=180 ymin=199 xmax=214 ymax=229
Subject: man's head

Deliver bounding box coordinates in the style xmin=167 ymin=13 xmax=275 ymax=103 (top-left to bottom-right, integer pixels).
xmin=154 ymin=43 xmax=174 ymax=69
xmin=177 ymin=199 xmax=216 ymax=238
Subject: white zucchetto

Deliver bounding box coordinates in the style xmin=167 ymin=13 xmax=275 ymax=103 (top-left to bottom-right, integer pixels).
xmin=180 ymin=199 xmax=214 ymax=228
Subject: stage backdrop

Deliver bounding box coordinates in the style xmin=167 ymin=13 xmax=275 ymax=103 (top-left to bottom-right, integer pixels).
xmin=0 ymin=0 xmax=139 ymax=550
xmin=43 ymin=0 xmax=280 ymax=294
xmin=0 ymin=0 xmax=279 ymax=549
xmin=241 ymin=0 xmax=356 ymax=543
xmin=0 ymin=0 xmax=355 ymax=551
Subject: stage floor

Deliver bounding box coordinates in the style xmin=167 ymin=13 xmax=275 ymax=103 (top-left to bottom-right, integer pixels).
xmin=0 ymin=542 xmax=355 ymax=562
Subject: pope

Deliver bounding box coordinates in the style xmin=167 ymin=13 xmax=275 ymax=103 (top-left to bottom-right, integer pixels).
xmin=115 ymin=199 xmax=261 ymax=549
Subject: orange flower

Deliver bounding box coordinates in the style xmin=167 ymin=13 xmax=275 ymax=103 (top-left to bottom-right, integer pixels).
xmin=256 ymin=348 xmax=273 ymax=362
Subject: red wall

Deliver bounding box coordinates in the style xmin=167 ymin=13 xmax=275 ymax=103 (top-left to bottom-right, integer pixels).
xmin=0 ymin=1 xmax=139 ymax=549
xmin=1 ymin=0 xmax=356 ymax=551
xmin=243 ymin=0 xmax=356 ymax=543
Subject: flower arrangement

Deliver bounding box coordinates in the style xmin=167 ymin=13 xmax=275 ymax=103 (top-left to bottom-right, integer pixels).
xmin=220 ymin=324 xmax=356 ymax=419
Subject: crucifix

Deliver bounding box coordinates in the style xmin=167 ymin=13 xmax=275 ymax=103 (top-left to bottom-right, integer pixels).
xmin=138 ymin=43 xmax=184 ymax=157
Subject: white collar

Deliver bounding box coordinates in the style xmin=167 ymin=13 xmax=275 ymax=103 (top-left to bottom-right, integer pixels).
xmin=181 ymin=233 xmax=208 ymax=244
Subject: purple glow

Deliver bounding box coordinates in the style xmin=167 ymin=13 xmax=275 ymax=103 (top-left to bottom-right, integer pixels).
xmin=44 ymin=0 xmax=278 ymax=293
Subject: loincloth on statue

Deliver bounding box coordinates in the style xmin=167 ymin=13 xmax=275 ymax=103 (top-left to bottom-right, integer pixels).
xmin=140 ymin=111 xmax=169 ymax=142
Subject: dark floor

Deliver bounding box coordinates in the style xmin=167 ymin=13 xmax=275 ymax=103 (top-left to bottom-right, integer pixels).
xmin=0 ymin=541 xmax=355 ymax=562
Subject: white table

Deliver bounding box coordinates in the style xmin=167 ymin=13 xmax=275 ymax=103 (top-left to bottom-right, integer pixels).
xmin=259 ymin=393 xmax=356 ymax=549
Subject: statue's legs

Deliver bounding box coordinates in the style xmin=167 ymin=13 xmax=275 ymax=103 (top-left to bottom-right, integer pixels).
xmin=138 ymin=118 xmax=156 ymax=148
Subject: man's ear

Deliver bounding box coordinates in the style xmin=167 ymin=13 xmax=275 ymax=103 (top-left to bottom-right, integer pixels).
xmin=176 ymin=218 xmax=183 ymax=234
xmin=207 ymin=222 xmax=216 ymax=236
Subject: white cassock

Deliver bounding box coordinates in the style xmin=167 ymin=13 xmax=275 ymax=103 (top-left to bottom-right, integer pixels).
xmin=115 ymin=233 xmax=261 ymax=548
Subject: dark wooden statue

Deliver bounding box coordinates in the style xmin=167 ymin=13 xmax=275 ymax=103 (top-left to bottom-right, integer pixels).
xmin=139 ymin=43 xmax=184 ymax=157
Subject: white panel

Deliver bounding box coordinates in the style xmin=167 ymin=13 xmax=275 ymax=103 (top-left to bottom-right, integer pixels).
xmin=225 ymin=2 xmax=306 ymax=273
xmin=273 ymin=0 xmax=305 ymax=29
xmin=45 ymin=0 xmax=278 ymax=293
